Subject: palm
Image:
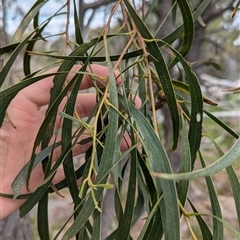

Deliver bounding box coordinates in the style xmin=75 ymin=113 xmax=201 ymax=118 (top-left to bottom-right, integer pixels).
xmin=2 ymin=92 xmax=48 ymax=193
xmin=12 ymin=98 xmax=43 ymax=153
xmin=1 ymin=64 xmax=102 ymax=193
xmin=0 ymin=65 xmax=140 ymax=219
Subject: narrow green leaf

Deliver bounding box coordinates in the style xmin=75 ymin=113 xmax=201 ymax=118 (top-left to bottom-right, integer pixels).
xmin=171 ymin=0 xmax=177 ymax=26
xmin=157 ymin=39 xmax=203 ymax=165
xmin=114 ymin=188 xmax=124 ymax=224
xmin=24 ymin=6 xmax=67 ymax=76
xmin=21 ymin=81 xmax=79 ymax=219
xmin=173 ymin=80 xmax=218 ymax=106
xmin=62 ymin=64 xmax=88 ymax=204
xmin=137 ymin=197 xmax=162 ymax=240
xmin=201 ymin=60 xmax=222 ymax=70
xmin=20 ymin=121 xmax=87 ymax=218
xmin=19 ymin=129 xmax=81 ymax=217
xmin=199 ymin=151 xmax=223 ymax=239
xmin=0 ymin=42 xmax=23 ymax=54
xmin=26 ymin=43 xmax=144 ymax=62
xmin=119 ymin=96 xmax=180 ymax=240
xmin=73 ymin=0 xmax=84 ymax=45
xmin=0 ymin=31 xmax=35 ymax=88
xmin=137 ymin=152 xmax=157 ymax=206
xmin=26 ymin=40 xmax=100 ymax=187
xmin=143 ymin=0 xmax=158 ymax=21
xmin=116 ymin=149 xmax=137 ymax=240
xmin=49 ymin=162 xmax=87 ymax=193
xmin=61 ymin=69 xmax=87 ymax=234
xmin=0 ymin=192 xmax=31 ymax=200
xmin=132 ymin=189 xmax=145 ymax=225
xmin=124 ymin=0 xmax=180 ymax=151
xmin=168 ymin=0 xmax=194 ymax=68
xmin=145 ymin=214 xmax=163 ymax=240
xmin=177 ymin=120 xmax=191 ymax=205
xmin=204 ymin=109 xmax=239 ymax=139
xmin=104 ymin=230 xmax=117 ymax=240
xmin=12 ymin=142 xmax=61 ymax=198
xmin=207 ymin=137 xmax=240 ymax=230
xmin=226 ymin=165 xmax=240 ymax=230
xmin=92 ymin=208 xmax=101 ymax=240
xmin=195 ymin=213 xmax=240 ymax=239
xmin=155 ymin=138 xmax=240 ymax=180
xmin=25 ymin=70 xmax=78 ymax=188
xmin=60 ymin=62 xmax=92 ymax=240
xmin=33 ymin=1 xmax=66 ymax=42
xmin=23 ymin=22 xmax=49 ymax=76
xmin=137 ymin=155 xmax=163 ymax=239
xmin=37 ymin=193 xmax=50 ymax=240
xmin=162 ymin=0 xmax=212 ymax=45
xmin=19 ymin=174 xmax=55 ymax=217
xmin=232 ymin=0 xmax=240 ymax=18
xmin=52 ymin=207 xmax=81 ymax=240
xmin=188 ymin=200 xmax=213 ymax=239
xmin=135 ymin=167 xmax=150 ymax=217
xmin=62 ymin=55 xmax=119 ymax=240
xmin=95 ymin=50 xmax=119 ymax=182
xmin=11 ymin=0 xmax=46 ymax=42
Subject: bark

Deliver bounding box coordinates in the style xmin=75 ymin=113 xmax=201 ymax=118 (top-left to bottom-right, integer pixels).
xmin=154 ymin=0 xmax=234 ymax=171
xmin=186 ymin=0 xmax=234 ymax=79
xmin=78 ymin=0 xmax=116 ymax=38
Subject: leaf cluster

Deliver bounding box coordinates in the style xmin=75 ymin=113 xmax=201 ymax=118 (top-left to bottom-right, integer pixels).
xmin=0 ymin=0 xmax=239 ymax=239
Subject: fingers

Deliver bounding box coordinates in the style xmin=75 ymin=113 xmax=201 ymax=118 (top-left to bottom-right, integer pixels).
xmin=21 ymin=64 xmax=122 ymax=107
xmin=50 ymin=93 xmax=142 ymax=131
xmin=74 ymin=93 xmax=100 ymax=118
xmin=131 ymin=95 xmax=142 ymax=109
xmin=39 ymin=93 xmax=98 ymax=131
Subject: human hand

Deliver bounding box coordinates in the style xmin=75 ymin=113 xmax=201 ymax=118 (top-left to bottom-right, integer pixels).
xmin=0 ymin=64 xmax=141 ymax=219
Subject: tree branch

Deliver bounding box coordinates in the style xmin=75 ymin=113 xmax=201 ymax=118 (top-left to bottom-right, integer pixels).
xmin=201 ymin=1 xmax=234 ymax=25
xmin=82 ymin=0 xmax=116 ymax=11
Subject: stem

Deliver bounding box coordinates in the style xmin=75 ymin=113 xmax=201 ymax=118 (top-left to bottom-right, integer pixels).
xmin=185 ymin=216 xmax=198 ymax=240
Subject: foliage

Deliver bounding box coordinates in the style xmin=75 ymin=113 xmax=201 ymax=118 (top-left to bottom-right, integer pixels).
xmin=0 ymin=0 xmax=239 ymax=239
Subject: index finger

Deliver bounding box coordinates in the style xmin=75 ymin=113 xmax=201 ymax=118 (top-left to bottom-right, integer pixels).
xmin=20 ymin=64 xmax=122 ymax=107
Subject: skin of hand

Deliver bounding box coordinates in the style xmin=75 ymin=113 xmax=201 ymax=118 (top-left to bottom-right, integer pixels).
xmin=0 ymin=64 xmax=141 ymax=220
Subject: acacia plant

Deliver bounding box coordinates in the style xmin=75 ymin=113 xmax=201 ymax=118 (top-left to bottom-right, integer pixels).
xmin=0 ymin=0 xmax=240 ymax=239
